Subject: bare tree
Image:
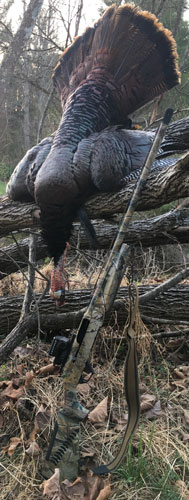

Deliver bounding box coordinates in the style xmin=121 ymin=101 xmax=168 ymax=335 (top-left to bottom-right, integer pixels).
xmin=0 ymin=0 xmax=44 ymax=107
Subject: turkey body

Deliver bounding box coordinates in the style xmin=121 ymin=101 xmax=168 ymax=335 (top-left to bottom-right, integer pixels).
xmin=7 ymin=4 xmax=181 ymax=303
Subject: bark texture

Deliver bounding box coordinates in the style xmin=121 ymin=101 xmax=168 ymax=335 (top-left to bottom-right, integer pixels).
xmin=0 ymin=285 xmax=189 ymax=338
xmin=0 ymin=0 xmax=44 ymax=107
xmin=0 ymin=152 xmax=189 ymax=237
xmin=0 ymin=204 xmax=188 ymax=279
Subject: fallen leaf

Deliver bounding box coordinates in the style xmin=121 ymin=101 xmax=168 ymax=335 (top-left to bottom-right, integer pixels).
xmin=170 ymin=380 xmax=186 ymax=391
xmin=78 ymin=382 xmax=91 ymax=396
xmin=145 ymin=400 xmax=163 ymax=419
xmin=14 ymin=345 xmax=33 ymax=359
xmin=173 ymin=368 xmax=185 ymax=380
xmin=0 ymin=380 xmax=9 ymax=389
xmin=62 ymin=472 xmax=109 ymax=500
xmin=96 ymin=484 xmax=112 ymax=500
xmin=25 ymin=370 xmax=35 ymax=388
xmin=16 ymin=364 xmax=24 ymax=376
xmin=3 ymin=436 xmax=23 ymax=456
xmin=175 ymin=479 xmax=189 ymax=500
xmin=36 ymin=364 xmax=60 ymax=377
xmin=139 ymin=382 xmax=149 ymax=393
xmin=29 ymin=425 xmax=38 ymax=442
xmin=87 ymin=475 xmax=105 ymax=500
xmin=81 ymin=448 xmax=96 ymax=458
xmin=114 ymin=413 xmax=128 ymax=432
xmin=180 ymin=366 xmax=189 ymax=376
xmin=0 ymin=400 xmax=12 ymax=410
xmin=25 ymin=441 xmax=40 ymax=456
xmin=88 ymin=397 xmax=108 ymax=425
xmin=2 ymin=380 xmax=25 ymax=400
xmin=182 ymin=433 xmax=189 ymax=442
xmin=167 ymin=339 xmax=184 ymax=349
xmin=184 ymin=410 xmax=189 ymax=425
xmin=42 ymin=468 xmax=61 ymax=499
xmin=62 ymin=477 xmax=85 ymax=500
xmin=140 ymin=394 xmax=156 ymax=412
xmin=35 ymin=404 xmax=51 ymax=431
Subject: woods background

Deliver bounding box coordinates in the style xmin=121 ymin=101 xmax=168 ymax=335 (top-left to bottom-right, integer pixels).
xmin=0 ymin=0 xmax=189 ymax=184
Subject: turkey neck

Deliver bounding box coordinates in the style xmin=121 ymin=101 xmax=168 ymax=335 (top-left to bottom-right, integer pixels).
xmin=53 ymin=72 xmax=119 ymax=152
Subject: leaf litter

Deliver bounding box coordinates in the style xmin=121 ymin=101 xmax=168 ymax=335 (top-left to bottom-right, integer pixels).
xmin=0 ymin=334 xmax=189 ymax=500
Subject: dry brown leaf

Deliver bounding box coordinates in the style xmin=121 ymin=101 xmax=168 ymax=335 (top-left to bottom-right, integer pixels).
xmin=184 ymin=410 xmax=189 ymax=425
xmin=25 ymin=441 xmax=41 ymax=456
xmin=139 ymin=382 xmax=149 ymax=393
xmin=14 ymin=345 xmax=33 ymax=359
xmin=16 ymin=364 xmax=24 ymax=376
xmin=62 ymin=477 xmax=85 ymax=500
xmin=140 ymin=394 xmax=156 ymax=412
xmin=0 ymin=400 xmax=12 ymax=410
xmin=114 ymin=412 xmax=128 ymax=432
xmin=182 ymin=433 xmax=189 ymax=442
xmin=180 ymin=366 xmax=189 ymax=376
xmin=29 ymin=424 xmax=38 ymax=442
xmin=2 ymin=380 xmax=25 ymax=400
xmin=25 ymin=370 xmax=35 ymax=388
xmin=78 ymin=382 xmax=91 ymax=396
xmin=36 ymin=364 xmax=60 ymax=377
xmin=3 ymin=436 xmax=22 ymax=456
xmin=35 ymin=404 xmax=51 ymax=431
xmin=87 ymin=475 xmax=105 ymax=500
xmin=62 ymin=471 xmax=106 ymax=500
xmin=42 ymin=468 xmax=61 ymax=499
xmin=167 ymin=338 xmax=184 ymax=349
xmin=81 ymin=448 xmax=96 ymax=458
xmin=145 ymin=400 xmax=163 ymax=420
xmin=173 ymin=368 xmax=186 ymax=380
xmin=96 ymin=484 xmax=112 ymax=500
xmin=88 ymin=397 xmax=108 ymax=424
xmin=175 ymin=479 xmax=189 ymax=500
xmin=170 ymin=380 xmax=186 ymax=391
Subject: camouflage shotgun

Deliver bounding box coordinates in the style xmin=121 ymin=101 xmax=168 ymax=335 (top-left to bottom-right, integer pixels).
xmin=44 ymin=108 xmax=173 ymax=479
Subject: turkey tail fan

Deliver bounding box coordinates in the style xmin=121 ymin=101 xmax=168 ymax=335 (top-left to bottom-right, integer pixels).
xmin=53 ymin=3 xmax=180 ymax=116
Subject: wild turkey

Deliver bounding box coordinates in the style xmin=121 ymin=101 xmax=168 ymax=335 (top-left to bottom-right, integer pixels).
xmin=7 ymin=4 xmax=181 ymax=305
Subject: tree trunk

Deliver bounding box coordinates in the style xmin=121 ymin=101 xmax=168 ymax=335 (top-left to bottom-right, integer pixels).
xmin=0 ymin=205 xmax=189 ymax=279
xmin=0 ymin=0 xmax=44 ymax=110
xmin=23 ymin=79 xmax=30 ymax=151
xmin=0 ymin=285 xmax=189 ymax=338
xmin=0 ymin=152 xmax=188 ymax=236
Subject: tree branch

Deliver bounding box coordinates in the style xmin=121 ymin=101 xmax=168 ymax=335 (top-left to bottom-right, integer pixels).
xmin=0 ymin=204 xmax=189 ymax=278
xmin=0 ymin=152 xmax=188 ymax=236
xmin=0 ymin=285 xmax=189 ymax=344
xmin=139 ymin=267 xmax=189 ymax=304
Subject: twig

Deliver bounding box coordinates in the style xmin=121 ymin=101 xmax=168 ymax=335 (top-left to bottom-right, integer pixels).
xmin=139 ymin=267 xmax=189 ymax=305
xmin=141 ymin=315 xmax=189 ymax=325
xmin=20 ymin=234 xmax=36 ymax=319
xmin=153 ymin=329 xmax=189 ymax=339
xmin=11 ymin=232 xmax=49 ymax=281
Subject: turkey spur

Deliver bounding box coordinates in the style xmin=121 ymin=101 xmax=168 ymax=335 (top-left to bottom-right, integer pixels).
xmin=7 ymin=4 xmax=180 ymax=305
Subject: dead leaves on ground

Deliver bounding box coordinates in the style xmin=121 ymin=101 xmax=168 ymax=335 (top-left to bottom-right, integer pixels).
xmin=41 ymin=469 xmax=112 ymax=500
xmin=175 ymin=479 xmax=189 ymax=500
xmin=2 ymin=435 xmax=24 ymax=456
xmin=88 ymin=397 xmax=108 ymax=425
xmin=0 ymin=370 xmax=34 ymax=406
xmin=170 ymin=364 xmax=189 ymax=392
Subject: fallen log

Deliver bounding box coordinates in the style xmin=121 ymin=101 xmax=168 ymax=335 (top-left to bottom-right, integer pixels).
xmin=0 ymin=204 xmax=189 ymax=279
xmin=1 ymin=285 xmax=189 ymax=338
xmin=0 ymin=153 xmax=188 ymax=236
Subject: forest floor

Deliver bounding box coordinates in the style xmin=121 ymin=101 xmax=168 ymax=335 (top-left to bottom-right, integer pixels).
xmin=0 ymin=255 xmax=189 ymax=500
